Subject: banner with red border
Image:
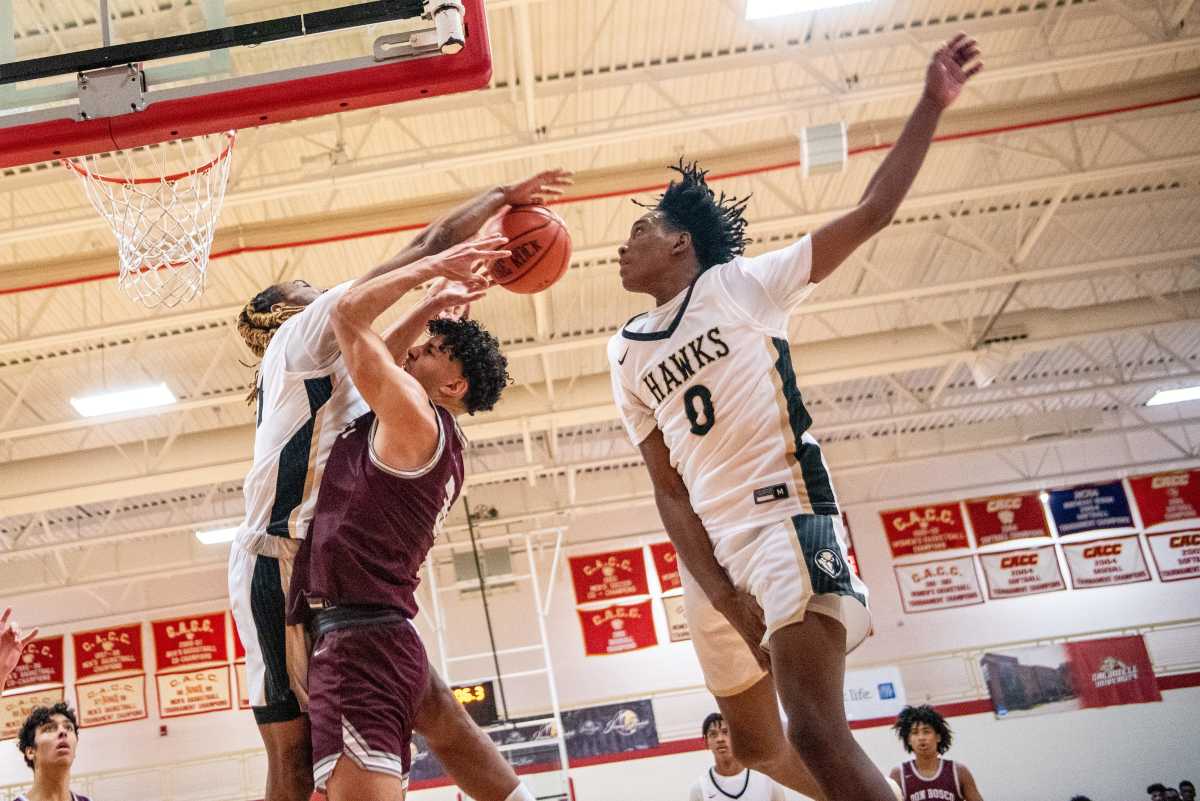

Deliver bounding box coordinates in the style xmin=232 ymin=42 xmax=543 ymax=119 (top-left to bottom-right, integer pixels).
xmin=75 ymin=675 xmax=148 ymax=728
xmin=881 ymin=503 xmax=970 ymax=558
xmin=3 ymin=636 xmax=64 ymax=691
xmin=0 ymin=687 xmax=65 ymax=741
xmin=1062 ymin=535 xmax=1151 ymax=589
xmin=648 ymin=542 xmax=681 ymax=592
xmin=577 ymin=600 xmax=658 ymax=656
xmin=1129 ymin=469 xmax=1200 ymax=529
xmin=72 ymin=624 xmax=143 ymax=680
xmin=156 ymin=667 xmax=233 ymax=719
xmin=569 ymin=548 xmax=649 ymax=604
xmin=1146 ymin=530 xmax=1200 ymax=582
xmin=965 ymin=493 xmax=1051 ymax=547
xmin=978 ymin=545 xmax=1065 ymax=600
xmin=661 ymin=595 xmax=690 ymax=643
xmin=894 ymin=556 xmax=984 ymax=613
xmin=152 ymin=612 xmax=228 ymax=672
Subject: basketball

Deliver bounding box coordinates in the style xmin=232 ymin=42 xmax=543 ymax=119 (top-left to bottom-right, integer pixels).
xmin=490 ymin=205 xmax=572 ymax=294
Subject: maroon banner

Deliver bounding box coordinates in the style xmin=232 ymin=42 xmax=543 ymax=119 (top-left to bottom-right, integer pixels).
xmin=978 ymin=545 xmax=1065 ymax=600
xmin=1146 ymin=530 xmax=1200 ymax=582
xmin=648 ymin=542 xmax=681 ymax=592
xmin=569 ymin=548 xmax=649 ymax=604
xmin=1065 ymin=635 xmax=1161 ymax=709
xmin=1129 ymin=469 xmax=1200 ymax=528
xmin=3 ymin=636 xmax=64 ymax=691
xmin=1 ymin=688 xmax=65 ymax=740
xmin=232 ymin=612 xmax=246 ymax=661
xmin=1062 ymin=535 xmax=1151 ymax=589
xmin=893 ymin=556 xmax=984 ymax=613
xmin=577 ymin=600 xmax=658 ymax=656
xmin=72 ymin=625 xmax=144 ymax=679
xmin=841 ymin=512 xmax=862 ymax=577
xmin=152 ymin=612 xmax=228 ymax=672
xmin=881 ymin=503 xmax=970 ymax=557
xmin=75 ymin=675 xmax=148 ymax=728
xmin=965 ymin=493 xmax=1050 ymax=547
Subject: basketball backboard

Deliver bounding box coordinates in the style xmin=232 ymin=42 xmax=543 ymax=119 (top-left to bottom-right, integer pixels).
xmin=0 ymin=0 xmax=492 ymax=168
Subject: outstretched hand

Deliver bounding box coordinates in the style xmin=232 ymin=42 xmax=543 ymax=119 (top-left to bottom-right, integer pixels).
xmin=425 ymin=234 xmax=511 ymax=285
xmin=425 ymin=276 xmax=489 ymax=321
xmin=0 ymin=608 xmax=38 ymax=684
xmin=502 ymin=168 xmax=574 ymax=206
xmin=923 ymin=33 xmax=982 ymax=111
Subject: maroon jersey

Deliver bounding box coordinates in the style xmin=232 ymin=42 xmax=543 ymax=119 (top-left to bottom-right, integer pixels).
xmin=288 ymin=405 xmax=464 ymax=621
xmin=897 ymin=759 xmax=964 ymax=801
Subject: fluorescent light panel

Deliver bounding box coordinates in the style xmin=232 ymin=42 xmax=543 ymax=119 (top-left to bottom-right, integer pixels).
xmin=1146 ymin=385 xmax=1200 ymax=406
xmin=70 ymin=383 xmax=176 ymax=417
xmin=196 ymin=527 xmax=238 ymax=545
xmin=745 ymin=0 xmax=867 ymax=19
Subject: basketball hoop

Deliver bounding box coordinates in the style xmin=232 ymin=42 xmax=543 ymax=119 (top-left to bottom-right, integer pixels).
xmin=63 ymin=130 xmax=236 ymax=308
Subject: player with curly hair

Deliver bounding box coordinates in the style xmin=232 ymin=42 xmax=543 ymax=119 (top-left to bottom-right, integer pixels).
xmin=228 ymin=170 xmax=569 ymax=801
xmin=14 ymin=703 xmax=91 ymax=801
xmin=609 ymin=34 xmax=982 ymax=801
xmin=285 ymin=235 xmax=511 ymax=800
xmin=889 ymin=705 xmax=984 ymax=801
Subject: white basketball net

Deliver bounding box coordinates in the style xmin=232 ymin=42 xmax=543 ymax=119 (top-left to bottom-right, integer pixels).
xmin=64 ymin=131 xmax=236 ymax=308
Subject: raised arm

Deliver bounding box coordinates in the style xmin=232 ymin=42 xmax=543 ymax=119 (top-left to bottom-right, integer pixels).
xmin=639 ymin=429 xmax=770 ymax=669
xmin=0 ymin=608 xmax=38 ymax=689
xmin=809 ymin=34 xmax=981 ymax=283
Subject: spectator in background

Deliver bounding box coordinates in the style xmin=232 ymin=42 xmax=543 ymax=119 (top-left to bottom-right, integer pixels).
xmin=1166 ymin=789 xmax=1182 ymax=801
xmin=1149 ymin=785 xmax=1168 ymax=801
xmin=15 ymin=703 xmax=92 ymax=801
xmin=0 ymin=608 xmax=39 ymax=689
xmin=1068 ymin=796 xmax=1092 ymax=801
xmin=1180 ymin=781 xmax=1195 ymax=801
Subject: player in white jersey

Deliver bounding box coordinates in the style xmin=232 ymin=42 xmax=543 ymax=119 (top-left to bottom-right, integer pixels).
xmin=690 ymin=713 xmax=786 ymax=801
xmin=229 ymin=170 xmax=570 ymax=801
xmin=609 ymin=35 xmax=981 ymax=801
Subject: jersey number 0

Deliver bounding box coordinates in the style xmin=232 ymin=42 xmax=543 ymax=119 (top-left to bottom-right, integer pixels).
xmin=683 ymin=385 xmax=716 ymax=436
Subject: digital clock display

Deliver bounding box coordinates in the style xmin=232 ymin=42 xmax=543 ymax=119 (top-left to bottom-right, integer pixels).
xmin=450 ymin=679 xmax=499 ymax=726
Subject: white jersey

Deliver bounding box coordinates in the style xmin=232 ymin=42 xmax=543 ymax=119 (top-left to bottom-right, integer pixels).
xmin=689 ymin=768 xmax=785 ymax=801
xmin=608 ymin=236 xmax=838 ymax=551
xmin=235 ymin=280 xmax=369 ymax=557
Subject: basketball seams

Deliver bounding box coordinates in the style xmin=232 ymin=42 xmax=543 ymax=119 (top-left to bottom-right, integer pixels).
xmin=495 ymin=208 xmax=570 ymax=293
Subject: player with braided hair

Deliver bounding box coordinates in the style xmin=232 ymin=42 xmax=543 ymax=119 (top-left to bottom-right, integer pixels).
xmin=229 ymin=169 xmax=569 ymax=801
xmin=610 ymin=34 xmax=981 ymax=801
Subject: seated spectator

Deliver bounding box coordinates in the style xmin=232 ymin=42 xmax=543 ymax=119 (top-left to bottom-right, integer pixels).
xmin=15 ymin=703 xmax=92 ymax=801
xmin=1166 ymin=789 xmax=1182 ymax=801
xmin=1180 ymin=781 xmax=1195 ymax=801
xmin=1150 ymin=785 xmax=1168 ymax=801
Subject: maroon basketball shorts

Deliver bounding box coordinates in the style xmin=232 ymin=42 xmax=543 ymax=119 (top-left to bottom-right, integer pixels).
xmin=308 ymin=618 xmax=429 ymax=791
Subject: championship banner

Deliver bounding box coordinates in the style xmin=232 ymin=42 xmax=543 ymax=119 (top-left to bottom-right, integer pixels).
xmin=1062 ymin=535 xmax=1151 ymax=589
xmin=156 ymin=667 xmax=233 ymax=719
xmin=881 ymin=503 xmax=970 ymax=557
xmin=978 ymin=545 xmax=1066 ymax=600
xmin=1146 ymin=530 xmax=1200 ymax=582
xmin=0 ymin=687 xmax=65 ymax=741
xmin=841 ymin=512 xmax=862 ymax=577
xmin=893 ymin=556 xmax=984 ymax=613
xmin=75 ymin=675 xmax=149 ymax=728
xmin=232 ymin=616 xmax=250 ymax=709
xmin=72 ymin=624 xmax=144 ymax=679
xmin=577 ymin=600 xmax=658 ymax=656
xmin=1047 ymin=481 xmax=1134 ymax=536
xmin=648 ymin=541 xmax=681 ymax=592
xmin=1129 ymin=469 xmax=1200 ymax=529
xmin=3 ymin=636 xmax=64 ymax=691
xmin=152 ymin=612 xmax=228 ymax=672
xmin=569 ymin=548 xmax=649 ymax=604
xmin=661 ymin=595 xmax=690 ymax=642
xmin=965 ymin=493 xmax=1051 ymax=547
xmin=843 ymin=666 xmax=906 ymax=722
xmin=981 ymin=635 xmax=1159 ymax=719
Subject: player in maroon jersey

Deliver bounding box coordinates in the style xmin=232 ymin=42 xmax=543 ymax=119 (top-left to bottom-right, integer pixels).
xmin=287 ymin=235 xmax=511 ymax=800
xmin=888 ymin=705 xmax=984 ymax=801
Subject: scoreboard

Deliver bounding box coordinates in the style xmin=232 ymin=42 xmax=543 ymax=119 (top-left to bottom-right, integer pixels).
xmin=450 ymin=679 xmax=500 ymax=727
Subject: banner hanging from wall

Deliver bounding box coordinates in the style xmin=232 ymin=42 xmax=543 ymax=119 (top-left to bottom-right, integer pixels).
xmin=881 ymin=503 xmax=970 ymax=557
xmin=978 ymin=545 xmax=1066 ymax=600
xmin=842 ymin=512 xmax=863 ymax=576
xmin=661 ymin=595 xmax=690 ymax=642
xmin=1046 ymin=481 xmax=1134 ymax=536
xmin=72 ymin=624 xmax=148 ymax=728
xmin=1128 ymin=469 xmax=1200 ymax=529
xmin=648 ymin=541 xmax=681 ymax=592
xmin=75 ymin=675 xmax=148 ymax=728
xmin=3 ymin=636 xmax=64 ymax=691
xmin=0 ymin=688 xmax=66 ymax=741
xmin=1062 ymin=535 xmax=1151 ymax=589
xmin=73 ymin=625 xmax=143 ymax=680
xmin=577 ymin=600 xmax=658 ymax=656
xmin=569 ymin=548 xmax=650 ymax=604
xmin=843 ymin=666 xmax=907 ymax=722
xmin=894 ymin=556 xmax=984 ymax=613
xmin=965 ymin=493 xmax=1051 ymax=546
xmin=980 ymin=634 xmax=1160 ymax=719
xmin=152 ymin=611 xmax=233 ymax=718
xmin=1145 ymin=530 xmax=1200 ymax=582
xmin=155 ymin=669 xmax=233 ymax=719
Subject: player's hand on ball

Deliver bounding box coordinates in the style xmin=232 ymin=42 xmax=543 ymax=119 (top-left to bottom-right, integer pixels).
xmin=427 ymin=234 xmax=510 ymax=284
xmin=716 ymin=591 xmax=771 ymax=671
xmin=502 ymin=168 xmax=574 ymax=206
xmin=923 ymin=33 xmax=982 ymax=111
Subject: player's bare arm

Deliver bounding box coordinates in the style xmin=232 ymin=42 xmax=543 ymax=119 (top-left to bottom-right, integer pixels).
xmin=0 ymin=608 xmax=38 ymax=687
xmin=809 ymin=34 xmax=982 ymax=284
xmin=958 ymin=764 xmax=984 ymax=801
xmin=639 ymin=428 xmax=770 ymax=669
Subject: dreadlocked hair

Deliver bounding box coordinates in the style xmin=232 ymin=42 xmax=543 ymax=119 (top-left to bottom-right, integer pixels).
xmin=427 ymin=317 xmax=511 ymax=415
xmin=635 ymin=158 xmax=752 ymax=270
xmin=236 ymin=285 xmax=306 ymax=403
xmin=892 ymin=705 xmax=953 ymax=754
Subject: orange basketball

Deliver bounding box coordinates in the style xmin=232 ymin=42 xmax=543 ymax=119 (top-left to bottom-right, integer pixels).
xmin=491 ymin=205 xmax=572 ymax=294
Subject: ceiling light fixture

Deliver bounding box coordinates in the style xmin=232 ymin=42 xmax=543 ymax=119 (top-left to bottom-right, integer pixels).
xmin=746 ymin=0 xmax=868 ymax=20
xmin=195 ymin=527 xmax=238 ymax=545
xmin=1146 ymin=385 xmax=1200 ymax=407
xmin=70 ymin=383 xmax=176 ymax=418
